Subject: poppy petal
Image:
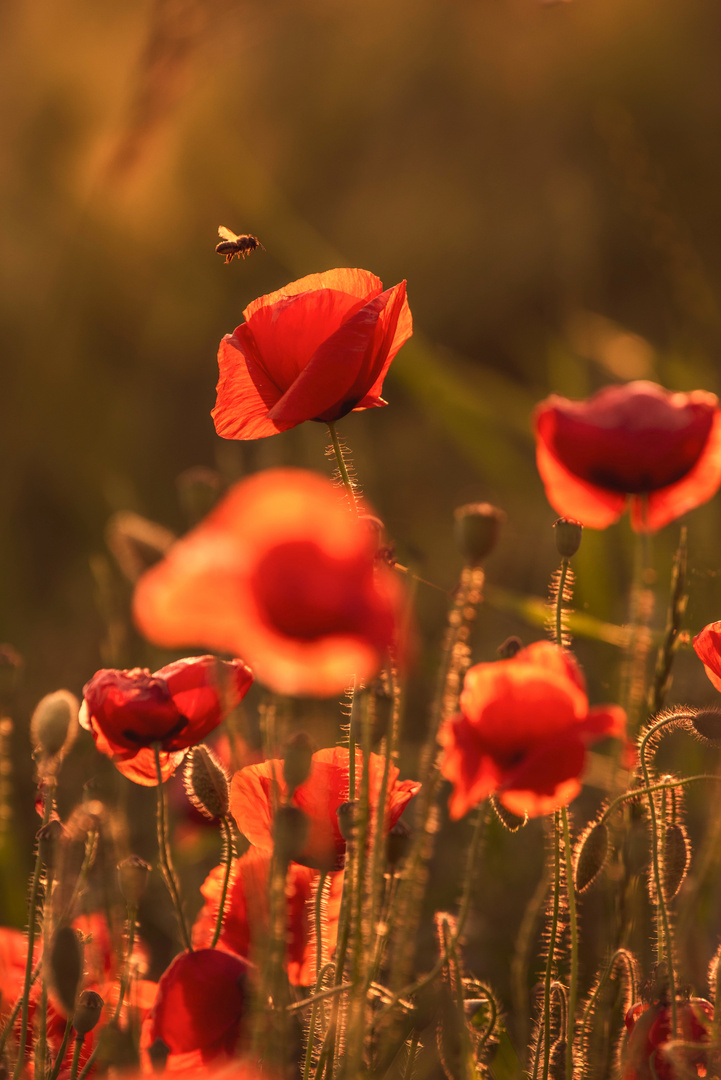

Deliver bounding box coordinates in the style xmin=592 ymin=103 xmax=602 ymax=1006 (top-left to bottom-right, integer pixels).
xmin=498 ymin=737 xmax=586 ymax=818
xmin=212 ymin=328 xmax=287 ymax=441
xmin=693 ymin=620 xmax=721 ymax=692
xmin=634 ymin=411 xmax=721 ymax=531
xmin=354 ymin=280 xmax=413 ymax=409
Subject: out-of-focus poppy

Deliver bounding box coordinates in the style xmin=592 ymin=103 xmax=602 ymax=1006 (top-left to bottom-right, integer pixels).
xmin=212 ymin=269 xmax=412 ymax=440
xmin=80 ymin=656 xmax=253 ymax=786
xmin=142 ymin=948 xmax=249 ymax=1069
xmin=192 ymin=850 xmax=343 ymax=986
xmin=692 ymin=621 xmax=721 ymax=692
xmin=622 ymin=998 xmax=713 ymax=1079
xmin=230 ymin=747 xmax=420 ymax=870
xmin=534 ymin=381 xmax=721 ymax=532
xmin=439 ymin=641 xmax=625 ymax=819
xmin=133 ymin=470 xmax=403 ymax=698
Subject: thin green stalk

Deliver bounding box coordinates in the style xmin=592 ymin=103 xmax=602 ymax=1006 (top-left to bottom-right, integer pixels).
xmin=48 ymin=1016 xmax=73 ymax=1080
xmin=575 ymin=949 xmax=637 ymax=1070
xmin=533 ymin=812 xmax=562 ymax=1080
xmin=555 ymin=558 xmax=570 ymax=648
xmin=13 ymin=783 xmax=54 ymax=1080
xmin=599 ymin=773 xmax=721 ymax=828
xmin=77 ymin=904 xmax=138 ymax=1080
xmin=0 ymin=962 xmax=41 ymax=1057
xmin=327 ymin=422 xmax=358 ymax=516
xmin=153 ymin=744 xmax=191 ymax=951
xmin=401 ymin=1032 xmax=419 ymax=1080
xmin=286 ymin=979 xmax=353 ymax=1014
xmin=69 ymin=1033 xmax=84 ymax=1080
xmin=303 ymin=873 xmax=329 ymax=1080
xmin=211 ymin=817 xmax=234 ymax=949
xmin=561 ymin=808 xmax=577 ymax=1080
xmin=35 ymin=867 xmax=54 ymax=1078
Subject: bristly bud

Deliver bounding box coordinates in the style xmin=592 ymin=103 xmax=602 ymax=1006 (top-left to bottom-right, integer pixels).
xmin=337 ymin=800 xmax=357 ymax=843
xmin=574 ymin=820 xmax=609 ymax=893
xmin=548 ymin=1039 xmax=567 ymax=1080
xmin=350 ymin=676 xmax=393 ymax=747
xmin=663 ymin=822 xmax=690 ymax=900
xmin=0 ymin=645 xmax=22 ymax=711
xmin=117 ymin=855 xmax=152 ymax=907
xmin=30 ymin=690 xmax=79 ymax=761
xmin=274 ymin=805 xmax=309 ymax=864
xmin=282 ymin=733 xmax=315 ymax=794
xmin=73 ymin=990 xmax=104 ymax=1036
xmin=690 ymin=708 xmax=721 ymax=747
xmin=386 ymin=819 xmax=411 ymax=868
xmin=37 ymin=819 xmax=68 ymax=871
xmin=49 ymin=925 xmax=83 ymax=1014
xmin=491 ymin=797 xmax=527 ymax=832
xmin=105 ymin=511 xmax=175 ymax=583
xmin=497 ymin=636 xmax=523 ymax=660
xmin=176 ymin=466 xmax=222 ymax=526
xmin=553 ymin=518 xmax=583 ymax=559
xmin=184 ymin=745 xmax=230 ymax=820
xmin=453 ymin=503 xmax=505 ymax=566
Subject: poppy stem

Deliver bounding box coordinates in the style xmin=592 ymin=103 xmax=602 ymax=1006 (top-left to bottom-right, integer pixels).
xmin=69 ymin=1033 xmax=84 ymax=1080
xmin=153 ymin=744 xmax=192 ymax=952
xmin=302 ymin=873 xmax=329 ymax=1080
xmin=48 ymin=1016 xmax=73 ymax=1080
xmin=598 ymin=772 xmax=721 ymax=828
xmin=76 ymin=904 xmax=137 ymax=1080
xmin=211 ymin=817 xmax=234 ymax=949
xmin=561 ymin=807 xmax=578 ymax=1080
xmin=554 ymin=558 xmax=571 ymax=649
xmin=533 ymin=812 xmax=563 ymax=1080
xmin=574 ymin=949 xmax=638 ymax=1077
xmin=326 ymin=422 xmax=358 ymax=516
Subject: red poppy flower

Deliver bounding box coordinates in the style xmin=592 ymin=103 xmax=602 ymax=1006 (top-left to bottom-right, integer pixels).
xmin=80 ymin=656 xmax=253 ymax=785
xmin=692 ymin=620 xmax=721 ymax=692
xmin=212 ymin=269 xmax=412 ymax=440
xmin=133 ymin=469 xmax=403 ymax=697
xmin=623 ymin=998 xmax=713 ymax=1079
xmin=534 ymin=381 xmax=721 ymax=532
xmin=191 ymin=850 xmax=343 ymax=986
xmin=143 ymin=949 xmax=249 ymax=1068
xmin=229 ymin=746 xmax=420 ymax=870
xmin=439 ymin=641 xmax=625 ymax=819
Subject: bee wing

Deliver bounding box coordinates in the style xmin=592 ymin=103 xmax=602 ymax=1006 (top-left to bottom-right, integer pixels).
xmin=217 ymin=225 xmax=239 ymax=242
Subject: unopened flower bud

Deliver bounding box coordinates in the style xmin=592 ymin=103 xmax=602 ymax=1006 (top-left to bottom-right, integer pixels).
xmin=49 ymin=925 xmax=83 ymax=1014
xmin=574 ymin=820 xmax=609 ymax=893
xmin=73 ymin=990 xmax=104 ymax=1036
xmin=690 ymin=708 xmax=721 ymax=747
xmin=176 ymin=467 xmax=222 ymax=526
xmin=386 ymin=819 xmax=411 ymax=868
xmin=453 ymin=504 xmax=505 ymax=566
xmin=117 ymin=855 xmax=152 ymax=906
xmin=30 ymin=690 xmax=79 ymax=760
xmin=554 ymin=518 xmax=583 ymax=559
xmin=184 ymin=745 xmax=230 ymax=820
xmin=663 ymin=822 xmax=690 ymax=900
xmin=37 ymin=819 xmax=67 ymax=871
xmin=282 ymin=733 xmax=315 ymax=794
xmin=497 ymin=636 xmax=523 ymax=660
xmin=105 ymin=512 xmax=175 ymax=583
xmin=336 ymin=800 xmax=357 ymax=843
xmin=350 ymin=678 xmax=393 ymax=747
xmin=274 ymin=805 xmax=309 ymax=863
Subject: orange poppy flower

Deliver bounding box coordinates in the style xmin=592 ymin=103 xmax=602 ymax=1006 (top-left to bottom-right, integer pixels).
xmin=534 ymin=381 xmax=721 ymax=532
xmin=192 ymin=850 xmax=343 ymax=986
xmin=80 ymin=656 xmax=253 ymax=785
xmin=212 ymin=269 xmax=412 ymax=440
xmin=622 ymin=998 xmax=713 ymax=1080
xmin=230 ymin=747 xmax=421 ymax=871
xmin=692 ymin=620 xmax=721 ymax=691
xmin=133 ymin=469 xmax=403 ymax=697
xmin=439 ymin=641 xmax=625 ymax=819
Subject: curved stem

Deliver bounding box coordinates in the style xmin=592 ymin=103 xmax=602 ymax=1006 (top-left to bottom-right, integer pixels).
xmin=211 ymin=817 xmax=234 ymax=949
xmin=302 ymin=872 xmax=328 ymax=1080
xmin=154 ymin=744 xmax=191 ymax=951
xmin=48 ymin=1017 xmax=73 ymax=1080
xmin=598 ymin=773 xmax=721 ymax=828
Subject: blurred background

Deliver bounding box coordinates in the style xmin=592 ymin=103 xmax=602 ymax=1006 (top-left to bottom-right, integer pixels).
xmin=4 ymin=0 xmax=721 ymax=1045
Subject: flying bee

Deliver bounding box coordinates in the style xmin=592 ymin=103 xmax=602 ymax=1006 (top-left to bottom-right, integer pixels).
xmin=215 ymin=226 xmax=264 ymax=263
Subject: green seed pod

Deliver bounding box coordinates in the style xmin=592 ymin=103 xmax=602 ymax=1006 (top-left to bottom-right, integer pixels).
xmin=73 ymin=990 xmax=104 ymax=1036
xmin=553 ymin=518 xmax=583 ymax=559
xmin=663 ymin=822 xmax=690 ymax=900
xmin=184 ymin=745 xmax=230 ymax=820
xmin=117 ymin=855 xmax=152 ymax=907
xmin=274 ymin=805 xmax=310 ymax=864
xmin=282 ymin=732 xmax=315 ymax=794
xmin=453 ymin=503 xmax=505 ymax=566
xmin=574 ymin=820 xmax=609 ymax=893
xmin=49 ymin=925 xmax=83 ymax=1014
xmin=491 ymin=797 xmax=527 ymax=832
xmin=30 ymin=690 xmax=79 ymax=760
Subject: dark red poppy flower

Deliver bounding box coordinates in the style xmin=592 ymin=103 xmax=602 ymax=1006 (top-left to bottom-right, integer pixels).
xmin=143 ymin=948 xmax=249 ymax=1068
xmin=439 ymin=641 xmax=625 ymax=819
xmin=80 ymin=656 xmax=253 ymax=785
xmin=230 ymin=746 xmax=420 ymax=870
xmin=692 ymin=620 xmax=721 ymax=692
xmin=192 ymin=850 xmax=342 ymax=986
xmin=534 ymin=381 xmax=721 ymax=532
xmin=212 ymin=269 xmax=412 ymax=440
xmin=623 ymin=998 xmax=713 ymax=1079
xmin=133 ymin=469 xmax=403 ymax=697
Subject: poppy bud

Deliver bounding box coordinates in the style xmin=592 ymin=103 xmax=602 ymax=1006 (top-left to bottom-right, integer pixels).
xmin=497 ymin=636 xmax=523 ymax=660
xmin=73 ymin=990 xmax=104 ymax=1036
xmin=553 ymin=518 xmax=583 ymax=559
xmin=117 ymin=854 xmax=152 ymax=906
xmin=663 ymin=822 xmax=690 ymax=900
xmin=49 ymin=925 xmax=83 ymax=1014
xmin=176 ymin=466 xmax=222 ymax=526
xmin=37 ymin=819 xmax=67 ymax=871
xmin=386 ymin=819 xmax=411 ymax=868
xmin=184 ymin=745 xmax=230 ymax=820
xmin=0 ymin=645 xmax=22 ymax=711
xmin=491 ymin=797 xmax=527 ymax=832
xmin=350 ymin=678 xmax=393 ymax=747
xmin=453 ymin=503 xmax=505 ymax=566
xmin=274 ymin=805 xmax=310 ymax=863
xmin=30 ymin=690 xmax=79 ymax=760
xmin=574 ymin=820 xmax=609 ymax=893
xmin=690 ymin=708 xmax=721 ymax=746
xmin=106 ymin=511 xmax=175 ymax=583
xmin=337 ymin=800 xmax=357 ymax=843
xmin=282 ymin=732 xmax=315 ymax=794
